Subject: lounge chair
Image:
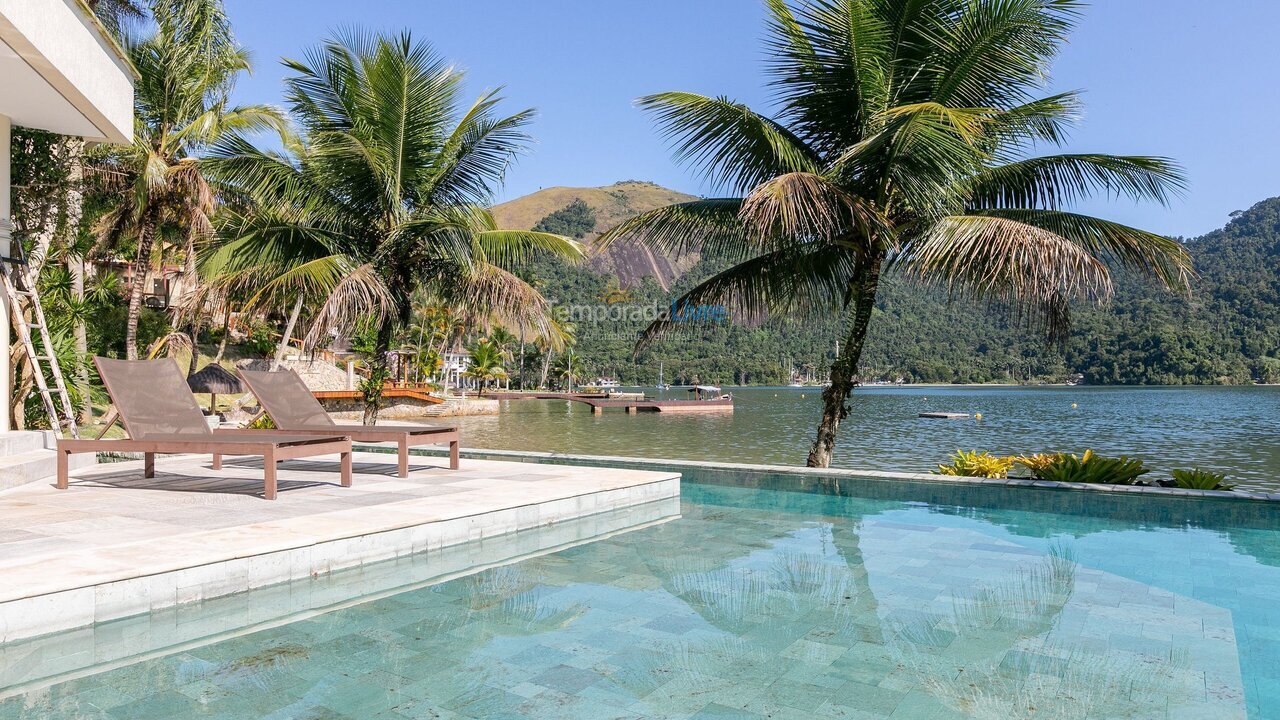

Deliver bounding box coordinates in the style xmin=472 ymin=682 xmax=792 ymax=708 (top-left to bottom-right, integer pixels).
xmin=238 ymin=368 xmax=461 ymax=477
xmin=56 ymin=358 xmax=353 ymax=500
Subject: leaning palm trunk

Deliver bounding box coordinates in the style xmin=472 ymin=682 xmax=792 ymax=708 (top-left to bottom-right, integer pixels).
xmin=70 ymin=256 xmax=91 ymax=422
xmin=186 ymin=318 xmax=201 ymax=376
xmin=807 ymin=256 xmax=882 ymax=468
xmin=124 ymin=213 xmax=157 ymax=361
xmin=272 ymin=294 xmax=304 ymax=371
xmin=213 ymin=303 xmax=232 ymax=362
xmin=64 ymin=142 xmax=93 ymax=423
xmin=361 ymin=316 xmax=395 ymax=425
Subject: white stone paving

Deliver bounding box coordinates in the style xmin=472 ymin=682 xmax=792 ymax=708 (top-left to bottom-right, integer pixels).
xmin=0 ymin=452 xmax=679 ymax=641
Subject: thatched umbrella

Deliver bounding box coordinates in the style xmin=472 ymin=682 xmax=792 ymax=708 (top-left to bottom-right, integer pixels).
xmin=187 ymin=364 xmax=243 ymax=413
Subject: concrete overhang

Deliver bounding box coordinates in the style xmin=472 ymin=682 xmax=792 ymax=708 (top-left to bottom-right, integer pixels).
xmin=0 ymin=0 xmax=135 ymax=144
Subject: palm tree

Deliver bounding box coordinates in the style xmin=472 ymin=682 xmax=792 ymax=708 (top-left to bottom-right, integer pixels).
xmin=604 ymin=0 xmax=1192 ymax=467
xmin=93 ymin=0 xmax=285 ymax=361
xmin=206 ymin=30 xmax=583 ymax=423
xmin=87 ymin=0 xmax=146 ymax=37
xmin=465 ymin=339 xmax=508 ymax=391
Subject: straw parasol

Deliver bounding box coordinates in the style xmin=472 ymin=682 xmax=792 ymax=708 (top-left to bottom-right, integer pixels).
xmin=187 ymin=364 xmax=243 ymax=412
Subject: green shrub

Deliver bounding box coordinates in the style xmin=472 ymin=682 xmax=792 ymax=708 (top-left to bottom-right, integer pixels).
xmin=1171 ymin=469 xmax=1235 ymax=491
xmin=1036 ymin=450 xmax=1149 ymax=485
xmin=242 ymin=320 xmax=278 ymax=357
xmin=936 ymin=450 xmax=1015 ymax=479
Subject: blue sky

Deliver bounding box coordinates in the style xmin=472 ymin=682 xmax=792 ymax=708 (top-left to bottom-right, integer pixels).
xmin=224 ymin=0 xmax=1280 ymax=238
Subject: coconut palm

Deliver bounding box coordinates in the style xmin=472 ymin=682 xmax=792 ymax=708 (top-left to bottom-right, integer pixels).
xmin=603 ymin=0 xmax=1192 ymax=467
xmin=205 ymin=30 xmax=582 ymax=423
xmin=87 ymin=0 xmax=146 ymax=37
xmin=465 ymin=339 xmax=508 ymax=391
xmin=93 ymin=0 xmax=285 ymax=361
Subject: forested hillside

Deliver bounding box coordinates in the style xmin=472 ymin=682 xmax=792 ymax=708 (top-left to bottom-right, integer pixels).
xmin=498 ymin=186 xmax=1280 ymax=386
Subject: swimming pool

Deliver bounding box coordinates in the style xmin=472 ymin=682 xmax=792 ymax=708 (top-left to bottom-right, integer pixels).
xmin=1 ymin=461 xmax=1277 ymax=719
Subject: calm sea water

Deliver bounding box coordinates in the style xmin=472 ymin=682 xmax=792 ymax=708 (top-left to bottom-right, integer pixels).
xmin=454 ymin=386 xmax=1280 ymax=491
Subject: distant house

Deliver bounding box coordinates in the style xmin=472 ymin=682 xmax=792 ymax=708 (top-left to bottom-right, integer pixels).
xmin=96 ymin=257 xmax=190 ymax=310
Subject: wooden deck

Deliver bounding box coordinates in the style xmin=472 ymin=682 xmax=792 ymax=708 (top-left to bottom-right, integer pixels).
xmin=312 ymin=388 xmax=444 ymax=404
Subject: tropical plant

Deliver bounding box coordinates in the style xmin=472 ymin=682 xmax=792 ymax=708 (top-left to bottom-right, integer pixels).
xmin=550 ymin=350 xmax=580 ymax=391
xmin=1035 ymin=450 xmax=1149 ymax=485
xmin=1170 ymin=469 xmax=1234 ymax=491
xmin=936 ymin=450 xmax=1015 ymax=479
xmin=204 ymin=30 xmax=583 ymax=423
xmin=602 ymin=0 xmax=1192 ymax=467
xmin=93 ymin=0 xmax=285 ymax=361
xmin=465 ymin=339 xmax=509 ymax=390
xmin=1014 ymin=453 xmax=1060 ymax=477
xmin=87 ymin=0 xmax=147 ymax=36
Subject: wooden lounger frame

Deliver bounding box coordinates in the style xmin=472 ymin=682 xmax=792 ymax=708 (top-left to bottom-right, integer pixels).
xmin=57 ymin=433 xmax=353 ymax=500
xmin=237 ymin=369 xmax=461 ymax=477
xmin=56 ymin=358 xmax=354 ymax=500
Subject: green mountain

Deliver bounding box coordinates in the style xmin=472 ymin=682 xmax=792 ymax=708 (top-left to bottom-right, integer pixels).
xmin=497 ymin=186 xmax=1280 ymax=386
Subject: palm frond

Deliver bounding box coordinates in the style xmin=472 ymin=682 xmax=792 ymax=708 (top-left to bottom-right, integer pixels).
xmin=963 ymin=154 xmax=1185 ymax=211
xmin=975 ymin=208 xmax=1194 ymax=291
xmin=597 ymin=198 xmax=748 ymax=258
xmin=638 ymin=92 xmax=820 ymax=193
xmin=637 ymin=243 xmax=857 ymax=349
xmin=739 ymin=172 xmax=887 ymax=249
xmin=764 ymin=0 xmax=891 ymax=153
xmin=900 ymin=213 xmax=1114 ymax=340
xmin=473 ymin=230 xmax=585 ymax=267
xmin=301 ymin=263 xmax=393 ymax=350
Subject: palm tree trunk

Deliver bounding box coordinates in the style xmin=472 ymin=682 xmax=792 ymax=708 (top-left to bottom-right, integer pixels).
xmin=518 ymin=331 xmax=526 ymax=390
xmin=187 ymin=317 xmax=202 ymax=376
xmin=213 ymin=303 xmax=232 ymax=362
xmin=361 ymin=316 xmax=394 ymax=426
xmin=71 ymin=257 xmax=92 ymax=423
xmin=806 ymin=256 xmax=883 ymax=468
xmin=540 ymin=350 xmax=552 ymax=390
xmin=272 ymin=294 xmax=304 ymax=371
xmin=124 ymin=211 xmax=158 ymax=361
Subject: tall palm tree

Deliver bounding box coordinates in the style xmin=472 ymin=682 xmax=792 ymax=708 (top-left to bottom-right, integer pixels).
xmin=604 ymin=0 xmax=1192 ymax=467
xmin=465 ymin=339 xmax=508 ymax=391
xmin=94 ymin=0 xmax=284 ymax=361
xmin=206 ymin=30 xmax=583 ymax=423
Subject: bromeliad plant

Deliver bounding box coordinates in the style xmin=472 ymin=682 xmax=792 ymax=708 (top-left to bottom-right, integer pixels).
xmin=1170 ymin=469 xmax=1235 ymax=491
xmin=1034 ymin=450 xmax=1150 ymax=485
xmin=603 ymin=0 xmax=1192 ymax=468
xmin=937 ymin=450 xmax=1015 ymax=479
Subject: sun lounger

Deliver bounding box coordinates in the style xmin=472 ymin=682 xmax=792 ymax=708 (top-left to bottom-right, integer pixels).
xmin=56 ymin=358 xmax=353 ymax=500
xmin=238 ymin=368 xmax=461 ymax=477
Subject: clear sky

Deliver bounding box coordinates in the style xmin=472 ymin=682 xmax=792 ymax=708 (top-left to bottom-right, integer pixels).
xmin=224 ymin=0 xmax=1280 ymax=239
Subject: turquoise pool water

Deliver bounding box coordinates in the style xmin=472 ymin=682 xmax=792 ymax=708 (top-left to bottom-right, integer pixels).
xmin=2 ymin=466 xmax=1278 ymax=719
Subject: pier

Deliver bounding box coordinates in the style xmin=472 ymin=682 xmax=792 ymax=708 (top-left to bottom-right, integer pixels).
xmin=484 ymin=391 xmax=733 ymax=414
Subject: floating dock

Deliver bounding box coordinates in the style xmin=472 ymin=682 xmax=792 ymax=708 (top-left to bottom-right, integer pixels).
xmin=919 ymin=411 xmax=970 ymax=419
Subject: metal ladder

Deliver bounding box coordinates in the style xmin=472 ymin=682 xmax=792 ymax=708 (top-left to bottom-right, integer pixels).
xmin=1 ymin=244 xmax=79 ymax=438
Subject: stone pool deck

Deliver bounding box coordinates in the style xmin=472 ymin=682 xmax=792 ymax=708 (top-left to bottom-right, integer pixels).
xmin=0 ymin=452 xmax=680 ymax=643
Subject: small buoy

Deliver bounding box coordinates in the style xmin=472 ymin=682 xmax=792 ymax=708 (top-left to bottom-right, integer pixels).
xmin=974 ymin=412 xmax=983 ymax=421
xmin=1071 ymin=403 xmax=1078 ymax=409
xmin=800 ymin=394 xmax=806 ymax=399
